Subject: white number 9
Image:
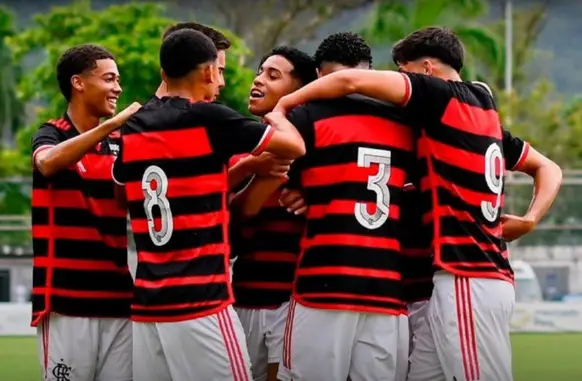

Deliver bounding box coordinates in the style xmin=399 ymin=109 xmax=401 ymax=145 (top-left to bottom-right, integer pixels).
xmin=355 ymin=147 xmax=392 ymax=230
xmin=142 ymin=165 xmax=174 ymax=246
xmin=481 ymin=143 xmax=503 ymax=222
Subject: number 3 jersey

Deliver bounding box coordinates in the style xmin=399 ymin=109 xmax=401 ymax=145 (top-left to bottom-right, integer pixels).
xmin=401 ymin=73 xmax=529 ymax=283
xmin=112 ymin=96 xmax=274 ymax=323
xmin=286 ymin=95 xmax=415 ymax=315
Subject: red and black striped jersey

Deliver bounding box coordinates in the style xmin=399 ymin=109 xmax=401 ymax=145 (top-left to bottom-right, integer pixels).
xmin=400 ymin=181 xmax=433 ymax=304
xmin=112 ymin=97 xmax=273 ymax=323
xmin=286 ymin=95 xmax=414 ymax=315
xmin=229 ymin=155 xmax=303 ymax=309
xmin=402 ymin=73 xmax=530 ymax=283
xmin=30 ymin=114 xmax=132 ymax=327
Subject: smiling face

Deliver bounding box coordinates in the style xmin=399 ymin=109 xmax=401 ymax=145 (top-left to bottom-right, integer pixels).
xmin=248 ymin=55 xmax=302 ymax=117
xmin=74 ymin=58 xmax=122 ymax=117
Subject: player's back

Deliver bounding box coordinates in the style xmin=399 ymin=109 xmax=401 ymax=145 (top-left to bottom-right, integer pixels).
xmin=405 ymin=74 xmax=512 ymax=281
xmin=118 ymin=96 xmax=233 ymax=322
xmin=288 ymin=94 xmax=415 ymax=315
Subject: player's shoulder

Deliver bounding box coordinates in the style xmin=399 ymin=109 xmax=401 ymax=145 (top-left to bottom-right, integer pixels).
xmin=34 ymin=117 xmax=73 ymax=141
xmin=305 ymin=94 xmax=408 ymax=124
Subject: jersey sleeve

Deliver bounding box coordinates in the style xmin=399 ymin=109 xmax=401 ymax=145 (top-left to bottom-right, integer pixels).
xmin=285 ymin=105 xmax=315 ymax=188
xmin=503 ymin=129 xmax=530 ymax=171
xmin=202 ymin=102 xmax=274 ymax=159
xmin=32 ymin=124 xmax=62 ymax=170
xmin=401 ymin=73 xmax=453 ymax=126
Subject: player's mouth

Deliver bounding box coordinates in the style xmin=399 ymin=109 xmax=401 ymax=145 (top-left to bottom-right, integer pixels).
xmin=249 ymin=88 xmax=265 ymax=100
xmin=107 ymin=96 xmax=118 ymax=108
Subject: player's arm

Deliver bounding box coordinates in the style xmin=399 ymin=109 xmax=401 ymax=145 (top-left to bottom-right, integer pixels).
xmin=230 ymin=106 xmax=314 ymax=218
xmin=227 ymin=154 xmax=292 ymax=191
xmin=502 ymin=131 xmax=562 ymax=241
xmin=111 ymin=137 xmax=128 ymax=209
xmin=205 ymin=102 xmax=305 ymax=159
xmin=33 ymin=102 xmax=140 ymax=178
xmin=230 ymin=176 xmax=286 ymax=219
xmin=275 ymin=69 xmax=411 ymax=113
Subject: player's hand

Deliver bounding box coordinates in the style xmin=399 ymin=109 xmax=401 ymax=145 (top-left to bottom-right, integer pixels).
xmin=273 ymin=96 xmax=294 ymax=115
xmin=249 ymin=153 xmax=293 ymax=178
xmin=110 ymin=102 xmax=142 ymax=129
xmin=263 ymin=111 xmax=287 ymax=128
xmin=501 ymin=214 xmax=536 ymax=242
xmin=279 ymin=188 xmax=307 ymax=215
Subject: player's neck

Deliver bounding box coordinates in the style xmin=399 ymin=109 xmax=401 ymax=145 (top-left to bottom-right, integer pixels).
xmin=165 ymin=84 xmax=207 ymax=103
xmin=66 ymin=101 xmax=100 ymax=133
xmin=437 ymin=69 xmax=462 ymax=82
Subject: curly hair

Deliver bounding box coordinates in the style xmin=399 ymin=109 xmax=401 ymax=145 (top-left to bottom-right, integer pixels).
xmin=56 ymin=44 xmax=115 ymax=101
xmin=314 ymin=32 xmax=372 ymax=69
xmin=259 ymin=46 xmax=317 ymax=86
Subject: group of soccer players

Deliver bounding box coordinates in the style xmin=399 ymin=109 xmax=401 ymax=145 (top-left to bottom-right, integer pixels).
xmin=31 ymin=19 xmax=562 ymax=381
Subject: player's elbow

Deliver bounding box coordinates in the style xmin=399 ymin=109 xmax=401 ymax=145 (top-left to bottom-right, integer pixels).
xmin=288 ymin=137 xmax=306 ymax=159
xmin=35 ymin=155 xmax=57 ymax=178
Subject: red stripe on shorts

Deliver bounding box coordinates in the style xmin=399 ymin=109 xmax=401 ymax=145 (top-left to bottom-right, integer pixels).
xmin=283 ymin=298 xmax=297 ymax=369
xmin=218 ymin=308 xmax=249 ymax=381
xmin=455 ymin=276 xmax=481 ymax=381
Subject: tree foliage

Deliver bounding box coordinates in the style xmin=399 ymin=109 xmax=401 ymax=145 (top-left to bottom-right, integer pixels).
xmin=176 ymin=0 xmax=373 ymax=59
xmin=0 ymin=5 xmax=24 ymax=146
xmin=361 ymin=0 xmax=502 ymax=81
xmin=3 ymin=1 xmax=254 ymax=176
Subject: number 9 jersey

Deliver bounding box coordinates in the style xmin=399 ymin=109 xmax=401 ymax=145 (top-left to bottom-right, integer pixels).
xmin=401 ymin=73 xmax=529 ymax=283
xmin=285 ymin=94 xmax=415 ymax=314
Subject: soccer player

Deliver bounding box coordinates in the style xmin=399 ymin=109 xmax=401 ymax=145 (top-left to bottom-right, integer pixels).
xmin=228 ymin=46 xmax=317 ymax=381
xmin=111 ymin=29 xmax=305 ymax=381
xmin=276 ymin=32 xmax=413 ymax=381
xmin=274 ymin=27 xmax=562 ymax=381
xmin=31 ymin=44 xmax=140 ymax=381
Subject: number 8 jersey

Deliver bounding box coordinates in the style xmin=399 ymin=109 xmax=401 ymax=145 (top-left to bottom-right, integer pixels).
xmin=112 ymin=96 xmax=274 ymax=322
xmin=286 ymin=95 xmax=415 ymax=315
xmin=401 ymin=73 xmax=529 ymax=283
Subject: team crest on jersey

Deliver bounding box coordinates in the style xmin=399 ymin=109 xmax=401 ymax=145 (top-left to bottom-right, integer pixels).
xmin=109 ymin=142 xmax=120 ymax=155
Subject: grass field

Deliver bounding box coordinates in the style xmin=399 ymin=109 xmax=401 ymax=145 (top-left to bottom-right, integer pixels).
xmin=0 ymin=334 xmax=580 ymax=380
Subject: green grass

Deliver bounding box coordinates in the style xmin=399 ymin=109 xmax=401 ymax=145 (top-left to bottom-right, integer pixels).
xmin=0 ymin=334 xmax=580 ymax=380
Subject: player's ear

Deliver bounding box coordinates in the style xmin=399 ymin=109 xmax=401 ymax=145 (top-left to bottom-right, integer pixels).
xmin=160 ymin=69 xmax=169 ymax=84
xmin=422 ymin=59 xmax=433 ymax=76
xmin=71 ymin=74 xmax=83 ymax=93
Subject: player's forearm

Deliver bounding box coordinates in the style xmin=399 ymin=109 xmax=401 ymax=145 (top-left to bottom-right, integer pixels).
xmin=227 ymin=156 xmax=256 ymax=190
xmin=281 ymin=70 xmax=358 ymax=107
xmin=35 ymin=119 xmax=122 ymax=177
xmin=231 ymin=176 xmax=285 ymax=219
xmin=523 ymin=161 xmax=562 ymax=224
xmin=268 ymin=119 xmax=306 ymax=159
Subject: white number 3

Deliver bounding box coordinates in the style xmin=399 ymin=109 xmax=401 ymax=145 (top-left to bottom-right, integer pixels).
xmin=142 ymin=165 xmax=174 ymax=246
xmin=355 ymin=147 xmax=392 ymax=230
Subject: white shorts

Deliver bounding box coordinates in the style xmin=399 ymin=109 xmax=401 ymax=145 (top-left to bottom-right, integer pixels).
xmin=278 ymin=299 xmax=408 ymax=381
xmin=407 ymin=271 xmax=515 ymax=381
xmin=133 ymin=305 xmax=252 ymax=381
xmin=37 ymin=313 xmax=132 ymax=381
xmin=235 ymin=302 xmax=289 ymax=380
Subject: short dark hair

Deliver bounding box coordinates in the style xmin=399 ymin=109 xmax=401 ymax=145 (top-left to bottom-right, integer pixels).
xmin=258 ymin=46 xmax=317 ymax=86
xmin=392 ymin=27 xmax=464 ymax=72
xmin=163 ymin=22 xmax=231 ymax=50
xmin=314 ymin=32 xmax=372 ymax=69
xmin=56 ymin=44 xmax=115 ymax=101
xmin=160 ymin=29 xmax=218 ymax=80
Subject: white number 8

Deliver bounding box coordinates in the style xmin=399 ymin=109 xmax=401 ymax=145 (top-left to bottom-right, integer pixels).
xmin=355 ymin=147 xmax=392 ymax=230
xmin=142 ymin=165 xmax=174 ymax=246
xmin=481 ymin=143 xmax=503 ymax=222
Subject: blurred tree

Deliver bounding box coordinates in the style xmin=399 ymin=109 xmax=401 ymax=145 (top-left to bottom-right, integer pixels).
xmin=4 ymin=1 xmax=254 ymax=176
xmin=360 ymin=0 xmax=502 ymax=81
xmin=499 ymin=80 xmax=582 ymax=169
xmin=482 ymin=2 xmax=548 ymax=96
xmin=0 ymin=5 xmax=24 ymax=147
xmin=174 ymin=0 xmax=373 ymax=58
